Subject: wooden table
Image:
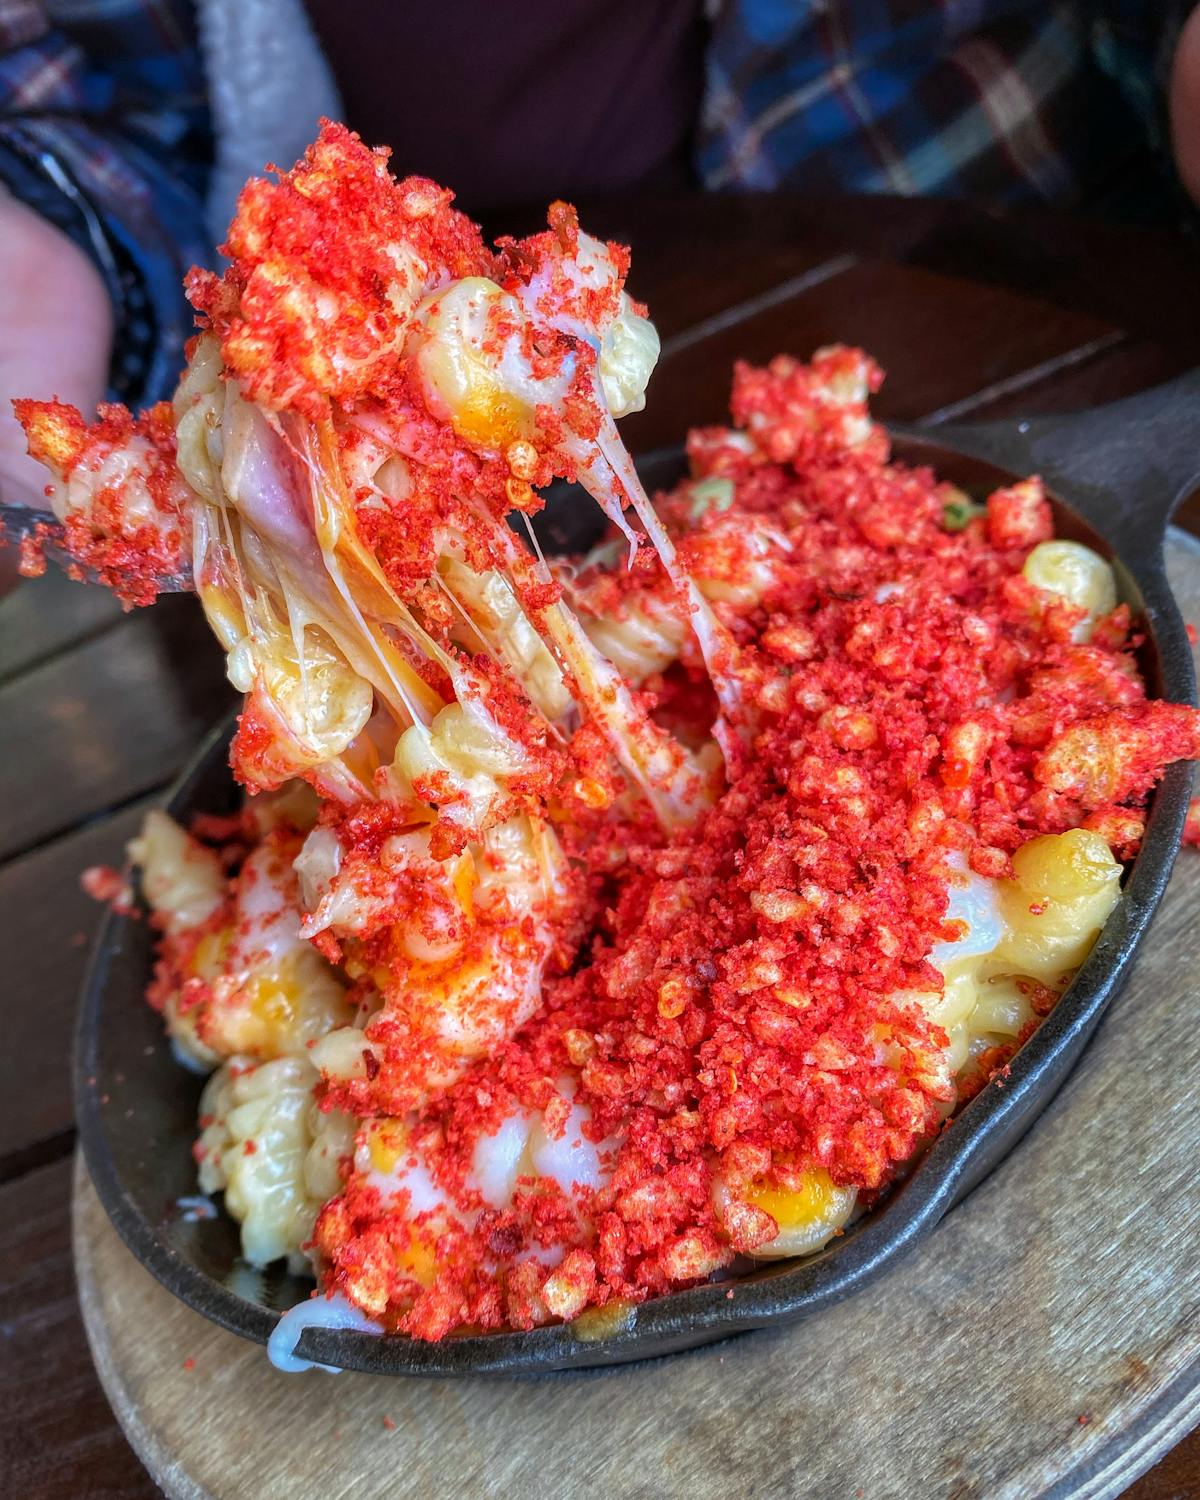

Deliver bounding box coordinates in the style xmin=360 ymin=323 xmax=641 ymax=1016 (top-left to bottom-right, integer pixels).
xmin=2 ymin=194 xmax=1199 ymax=1499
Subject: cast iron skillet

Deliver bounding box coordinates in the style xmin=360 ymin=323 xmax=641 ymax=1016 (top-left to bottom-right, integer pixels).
xmin=76 ymin=372 xmax=1200 ymax=1376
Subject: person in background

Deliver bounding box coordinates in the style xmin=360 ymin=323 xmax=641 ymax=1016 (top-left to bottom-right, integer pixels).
xmin=1 ymin=0 xmax=1198 ymax=518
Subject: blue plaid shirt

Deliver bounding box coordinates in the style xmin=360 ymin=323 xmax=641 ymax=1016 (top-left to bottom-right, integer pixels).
xmin=0 ymin=0 xmax=209 ymax=405
xmin=699 ymin=1 xmax=1185 ymax=210
xmin=0 ymin=1 xmax=1188 ymax=406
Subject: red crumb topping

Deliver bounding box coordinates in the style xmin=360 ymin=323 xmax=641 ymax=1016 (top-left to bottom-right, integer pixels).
xmin=81 ymin=865 xmax=126 ymax=903
xmin=299 ymin=354 xmax=1200 ymax=1340
xmin=80 ymin=863 xmax=135 ymax=916
xmin=13 ymin=399 xmax=189 ymax=607
xmin=187 ymin=121 xmax=493 ymax=419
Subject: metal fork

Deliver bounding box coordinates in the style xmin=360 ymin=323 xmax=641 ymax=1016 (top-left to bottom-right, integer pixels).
xmin=0 ymin=501 xmax=191 ymax=592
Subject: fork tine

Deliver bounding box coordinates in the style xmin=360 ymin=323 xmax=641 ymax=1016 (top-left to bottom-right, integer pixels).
xmin=0 ymin=501 xmax=191 ymax=593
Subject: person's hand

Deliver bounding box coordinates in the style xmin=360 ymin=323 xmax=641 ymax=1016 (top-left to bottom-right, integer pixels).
xmin=1172 ymin=3 xmax=1200 ymax=206
xmin=0 ymin=189 xmax=112 ymax=594
xmin=0 ymin=188 xmax=113 ymax=512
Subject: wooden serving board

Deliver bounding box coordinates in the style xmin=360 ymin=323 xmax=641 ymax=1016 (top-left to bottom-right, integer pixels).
xmin=73 ymin=532 xmax=1200 ymax=1500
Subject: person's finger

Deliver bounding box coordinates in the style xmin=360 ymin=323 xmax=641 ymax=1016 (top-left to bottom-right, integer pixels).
xmin=1170 ymin=2 xmax=1200 ymax=205
xmin=0 ymin=190 xmax=113 ymax=511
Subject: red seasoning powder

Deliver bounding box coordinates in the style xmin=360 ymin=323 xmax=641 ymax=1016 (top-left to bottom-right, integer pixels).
xmin=305 ymin=353 xmax=1200 ymax=1340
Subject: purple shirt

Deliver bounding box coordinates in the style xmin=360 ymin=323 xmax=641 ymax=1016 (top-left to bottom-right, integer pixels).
xmin=304 ymin=0 xmax=705 ymax=209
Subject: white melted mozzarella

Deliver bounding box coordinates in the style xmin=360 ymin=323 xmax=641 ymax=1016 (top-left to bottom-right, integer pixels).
xmin=529 ymin=1100 xmax=607 ymax=1193
xmin=175 ymin=1194 xmax=218 ymax=1221
xmin=472 ymin=1111 xmax=535 ymax=1208
xmin=230 ymin=844 xmax=304 ymax=970
xmin=170 ymin=1035 xmax=213 ymax=1075
xmin=362 ymin=1148 xmax=446 ymax=1216
xmin=268 ymin=1292 xmax=382 ymax=1374
xmin=930 ymin=853 xmax=1004 ymax=973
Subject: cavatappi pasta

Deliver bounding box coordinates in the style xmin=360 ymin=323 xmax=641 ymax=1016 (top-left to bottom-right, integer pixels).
xmin=19 ymin=123 xmax=1198 ymax=1345
xmin=197 ymin=1055 xmax=356 ymax=1270
xmin=139 ymin=813 xmax=353 ymax=1071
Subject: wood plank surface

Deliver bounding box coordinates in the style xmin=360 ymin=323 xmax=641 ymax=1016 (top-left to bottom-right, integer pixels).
xmin=579 ymin=193 xmax=1200 ymax=360
xmin=0 ymin=800 xmax=154 ymax=1174
xmin=0 ymin=567 xmax=124 ymax=688
xmin=934 ymin=338 xmax=1192 ymax=425
xmin=493 ymin=194 xmax=859 ymax=343
xmin=0 ymin=1159 xmax=158 ymax=1500
xmin=621 ymin=257 xmax=1119 ymax=451
xmin=0 ymin=596 xmax=233 ymax=862
xmin=67 ymin=527 xmax=1200 ymax=1499
xmin=1 ymin=198 xmax=1198 ymax=1498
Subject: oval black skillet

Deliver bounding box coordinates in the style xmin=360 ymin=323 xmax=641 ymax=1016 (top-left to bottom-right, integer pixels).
xmin=76 ymin=372 xmax=1200 ymax=1376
